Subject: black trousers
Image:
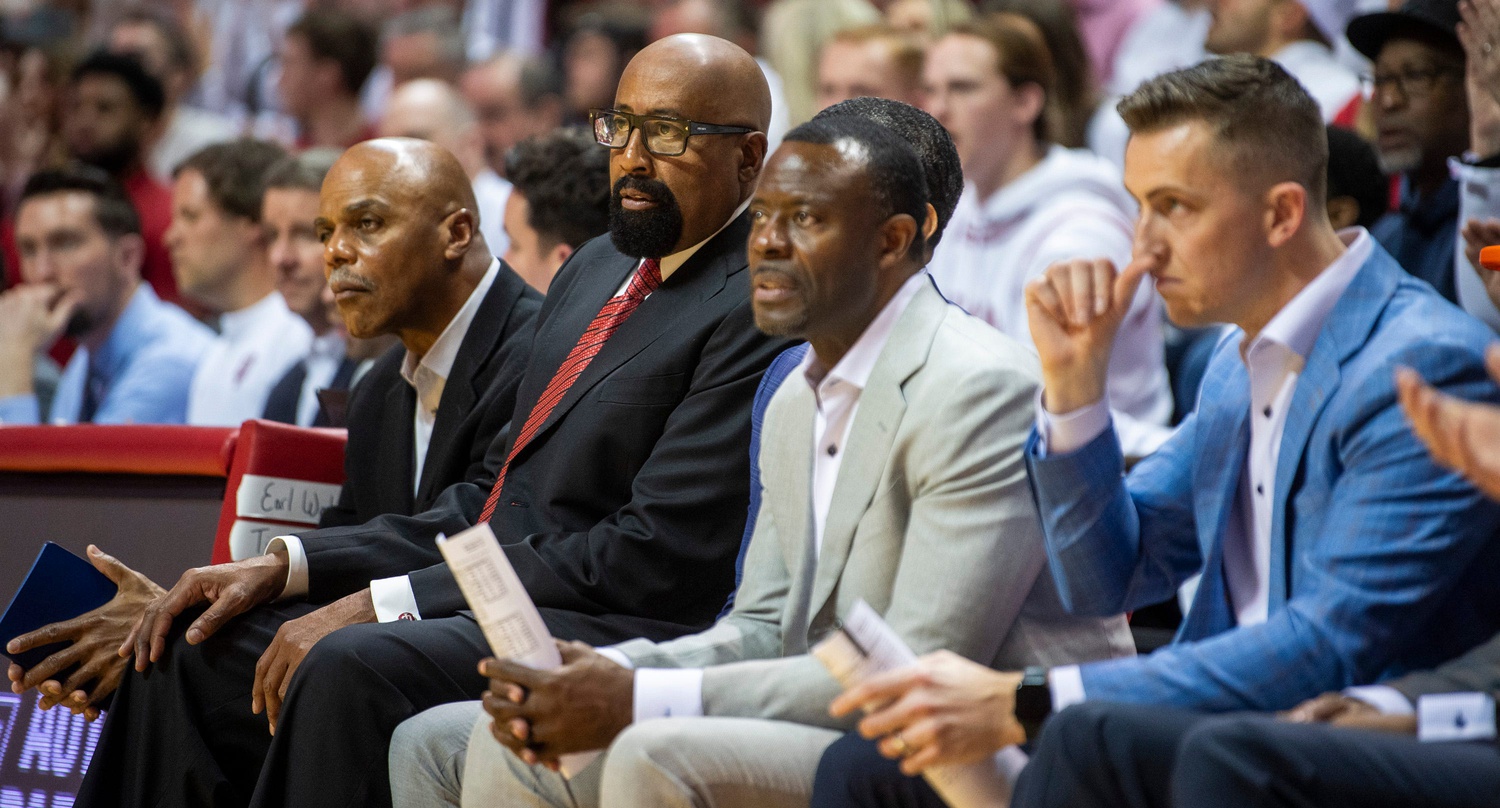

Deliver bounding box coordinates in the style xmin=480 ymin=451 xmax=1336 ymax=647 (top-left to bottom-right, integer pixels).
xmin=810 ymin=732 xmax=948 ymax=808
xmin=75 ymin=603 xmax=491 ymax=808
xmin=1010 ymin=701 xmax=1500 ymax=808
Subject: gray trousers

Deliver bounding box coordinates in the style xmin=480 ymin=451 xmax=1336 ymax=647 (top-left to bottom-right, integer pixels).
xmin=389 ymin=701 xmax=842 ymax=808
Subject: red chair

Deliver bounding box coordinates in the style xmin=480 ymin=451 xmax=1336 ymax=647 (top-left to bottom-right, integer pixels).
xmin=210 ymin=419 xmax=347 ymax=564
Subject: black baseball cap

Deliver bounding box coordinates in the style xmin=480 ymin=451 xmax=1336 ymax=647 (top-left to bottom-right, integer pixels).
xmin=1346 ymin=0 xmax=1461 ymax=61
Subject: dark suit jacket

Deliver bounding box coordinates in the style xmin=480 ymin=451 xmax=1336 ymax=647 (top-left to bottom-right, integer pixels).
xmin=295 ymin=212 xmax=796 ymax=645
xmin=1391 ymin=631 xmax=1500 ymax=704
xmin=315 ymin=261 xmax=542 ymax=529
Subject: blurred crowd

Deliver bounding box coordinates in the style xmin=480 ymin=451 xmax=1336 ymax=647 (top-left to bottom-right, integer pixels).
xmin=4 ymin=0 xmax=1494 ymax=434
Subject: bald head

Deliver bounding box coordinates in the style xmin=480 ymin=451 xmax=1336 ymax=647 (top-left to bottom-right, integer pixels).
xmin=621 ymin=34 xmax=771 ymax=133
xmin=318 ymin=137 xmax=488 ymax=351
xmin=607 ymin=34 xmax=771 ymax=257
xmin=330 ymin=137 xmax=478 ymax=218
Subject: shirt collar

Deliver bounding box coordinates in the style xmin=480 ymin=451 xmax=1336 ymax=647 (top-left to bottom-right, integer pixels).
xmin=401 ymin=256 xmax=501 ymax=388
xmin=1249 ymin=227 xmax=1373 ymax=363
xmin=801 ymin=270 xmax=929 ymax=394
xmin=89 ymin=283 xmax=156 ymax=382
xmin=654 ymin=198 xmax=752 ymax=282
xmin=219 ymin=291 xmax=289 ymax=341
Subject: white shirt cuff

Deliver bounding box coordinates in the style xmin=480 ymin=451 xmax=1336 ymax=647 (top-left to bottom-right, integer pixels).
xmin=1343 ymin=685 xmax=1415 ymax=716
xmin=266 ymin=536 xmax=309 ymax=600
xmin=1418 ymin=692 xmax=1497 ymax=742
xmin=633 ymin=668 xmax=704 ymax=722
xmin=1033 ymin=390 xmax=1111 ymax=457
xmin=1048 ymin=664 xmax=1086 ymax=711
xmin=370 ymin=575 xmax=421 ymax=622
xmin=597 ymin=647 xmax=635 ymax=669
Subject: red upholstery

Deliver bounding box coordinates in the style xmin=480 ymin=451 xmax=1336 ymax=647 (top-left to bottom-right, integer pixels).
xmin=211 ymin=419 xmax=347 ymax=564
xmin=0 ymin=424 xmax=235 ymax=476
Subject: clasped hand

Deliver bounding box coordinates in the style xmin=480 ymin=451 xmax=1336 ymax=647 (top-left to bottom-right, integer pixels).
xmin=480 ymin=640 xmax=634 ymax=769
xmin=6 ymin=545 xmax=163 ymax=720
xmin=828 ymin=650 xmax=1026 ymax=776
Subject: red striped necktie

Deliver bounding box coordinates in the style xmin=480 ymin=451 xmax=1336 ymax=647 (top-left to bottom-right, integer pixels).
xmin=477 ymin=257 xmax=663 ymax=523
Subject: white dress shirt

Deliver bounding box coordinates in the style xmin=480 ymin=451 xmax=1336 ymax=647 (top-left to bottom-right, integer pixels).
xmin=295 ymin=331 xmax=349 ymax=427
xmin=269 ymin=259 xmax=502 ymax=611
xmin=1039 ymin=229 xmax=1375 ymax=709
xmin=187 ymin=291 xmax=313 ymax=427
xmin=600 ymin=271 xmax=932 ymax=724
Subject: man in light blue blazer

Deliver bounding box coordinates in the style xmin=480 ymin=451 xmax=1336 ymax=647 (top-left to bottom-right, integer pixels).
xmin=809 ymin=54 xmax=1500 ymax=808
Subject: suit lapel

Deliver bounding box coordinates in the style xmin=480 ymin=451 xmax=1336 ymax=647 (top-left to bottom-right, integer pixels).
xmin=509 ymin=251 xmax=635 ymax=441
xmin=761 ymin=377 xmax=818 ymax=652
xmin=1181 ymin=360 xmax=1250 ymax=641
xmin=379 ymin=381 xmax=418 ymax=514
xmin=1267 ymin=247 xmax=1400 ymax=608
xmin=806 ymin=282 xmax=944 ymax=625
xmin=521 ymin=214 xmax=750 ymax=453
xmin=419 ymin=264 xmax=524 ymax=500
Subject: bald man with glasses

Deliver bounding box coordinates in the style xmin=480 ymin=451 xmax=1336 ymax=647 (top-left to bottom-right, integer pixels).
xmin=74 ymin=34 xmax=794 ymax=808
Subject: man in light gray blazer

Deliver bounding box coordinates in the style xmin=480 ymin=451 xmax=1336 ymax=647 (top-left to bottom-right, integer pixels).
xmin=388 ymin=116 xmax=1132 ymax=808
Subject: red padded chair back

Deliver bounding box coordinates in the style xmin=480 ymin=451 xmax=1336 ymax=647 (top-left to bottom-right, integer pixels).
xmin=211 ymin=419 xmax=347 ymax=564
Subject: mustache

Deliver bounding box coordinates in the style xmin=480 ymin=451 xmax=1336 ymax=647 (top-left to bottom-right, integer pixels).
xmin=326 ymin=269 xmax=376 ymax=292
xmin=751 ymin=264 xmax=799 ymax=283
xmin=612 ymin=175 xmax=675 ymax=203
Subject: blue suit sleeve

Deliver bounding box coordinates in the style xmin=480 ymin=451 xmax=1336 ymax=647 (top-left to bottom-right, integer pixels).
xmin=1025 ymin=408 xmax=1204 ymax=617
xmin=1076 ymin=346 xmax=1500 ymax=711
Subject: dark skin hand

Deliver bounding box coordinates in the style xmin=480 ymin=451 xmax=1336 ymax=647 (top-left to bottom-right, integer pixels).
xmin=1281 ymin=691 xmax=1419 ymax=735
xmin=480 ymin=641 xmax=634 ymax=768
xmin=245 ymin=138 xmax=508 ymax=734
xmin=251 ymin=589 xmax=376 ymax=735
xmin=6 ymin=545 xmax=164 ymax=721
xmin=123 ymin=550 xmax=290 ymax=671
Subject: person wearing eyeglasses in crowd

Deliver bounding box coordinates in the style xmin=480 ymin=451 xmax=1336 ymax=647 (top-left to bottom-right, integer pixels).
xmin=1350 ymin=0 xmax=1471 ymax=304
xmin=71 ymin=33 xmax=793 ymax=808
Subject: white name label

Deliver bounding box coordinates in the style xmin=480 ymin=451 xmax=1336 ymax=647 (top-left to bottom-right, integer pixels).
xmin=227 ymin=519 xmax=289 ymax=560
xmin=235 ymin=474 xmax=342 ymax=524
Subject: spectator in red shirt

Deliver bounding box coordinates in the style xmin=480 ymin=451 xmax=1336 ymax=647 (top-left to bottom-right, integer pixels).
xmin=60 ymin=51 xmax=179 ymax=306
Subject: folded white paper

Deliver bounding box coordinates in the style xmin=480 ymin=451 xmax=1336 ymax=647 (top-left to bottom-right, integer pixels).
xmin=436 ymin=523 xmax=600 ymax=777
xmin=812 ymin=600 xmax=1023 ymax=808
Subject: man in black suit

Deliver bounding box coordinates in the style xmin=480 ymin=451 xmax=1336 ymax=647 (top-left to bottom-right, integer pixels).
xmin=76 ymin=33 xmax=790 ymax=808
xmin=4 ymin=138 xmax=541 ymax=721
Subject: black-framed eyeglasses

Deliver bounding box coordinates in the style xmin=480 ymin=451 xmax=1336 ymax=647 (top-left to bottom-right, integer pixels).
xmin=1360 ymin=66 xmax=1461 ymax=101
xmin=589 ymin=108 xmax=757 ymax=156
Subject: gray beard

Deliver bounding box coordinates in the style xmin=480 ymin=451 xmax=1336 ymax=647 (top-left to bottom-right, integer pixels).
xmin=1377 ymin=145 xmax=1422 ymax=177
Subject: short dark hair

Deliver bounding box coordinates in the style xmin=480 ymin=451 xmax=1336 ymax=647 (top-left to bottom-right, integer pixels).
xmin=71 ymin=49 xmax=166 ymax=120
xmin=263 ymin=148 xmax=341 ymax=194
xmin=813 ymin=97 xmax=963 ymax=248
xmin=1119 ymin=55 xmax=1328 ymax=202
xmin=286 ymin=9 xmax=378 ymax=97
xmin=175 ymin=139 xmax=288 ymax=222
xmin=113 ymin=6 xmax=199 ymax=76
xmin=19 ymin=164 xmax=141 ymax=238
xmin=505 ymin=127 xmax=611 ymax=250
xmin=1325 ymin=125 xmax=1389 ymax=229
xmin=782 ymin=116 xmax=928 ymax=258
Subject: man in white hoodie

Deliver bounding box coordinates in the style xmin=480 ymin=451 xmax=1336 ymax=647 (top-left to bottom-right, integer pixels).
xmin=924 ymin=14 xmax=1174 ymax=456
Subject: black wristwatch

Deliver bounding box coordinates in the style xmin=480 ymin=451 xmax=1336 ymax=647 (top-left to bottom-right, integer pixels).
xmin=1014 ymin=666 xmax=1052 ymax=742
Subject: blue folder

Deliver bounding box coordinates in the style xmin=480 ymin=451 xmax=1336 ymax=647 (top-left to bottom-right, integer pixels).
xmin=0 ymin=543 xmax=117 ymax=671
